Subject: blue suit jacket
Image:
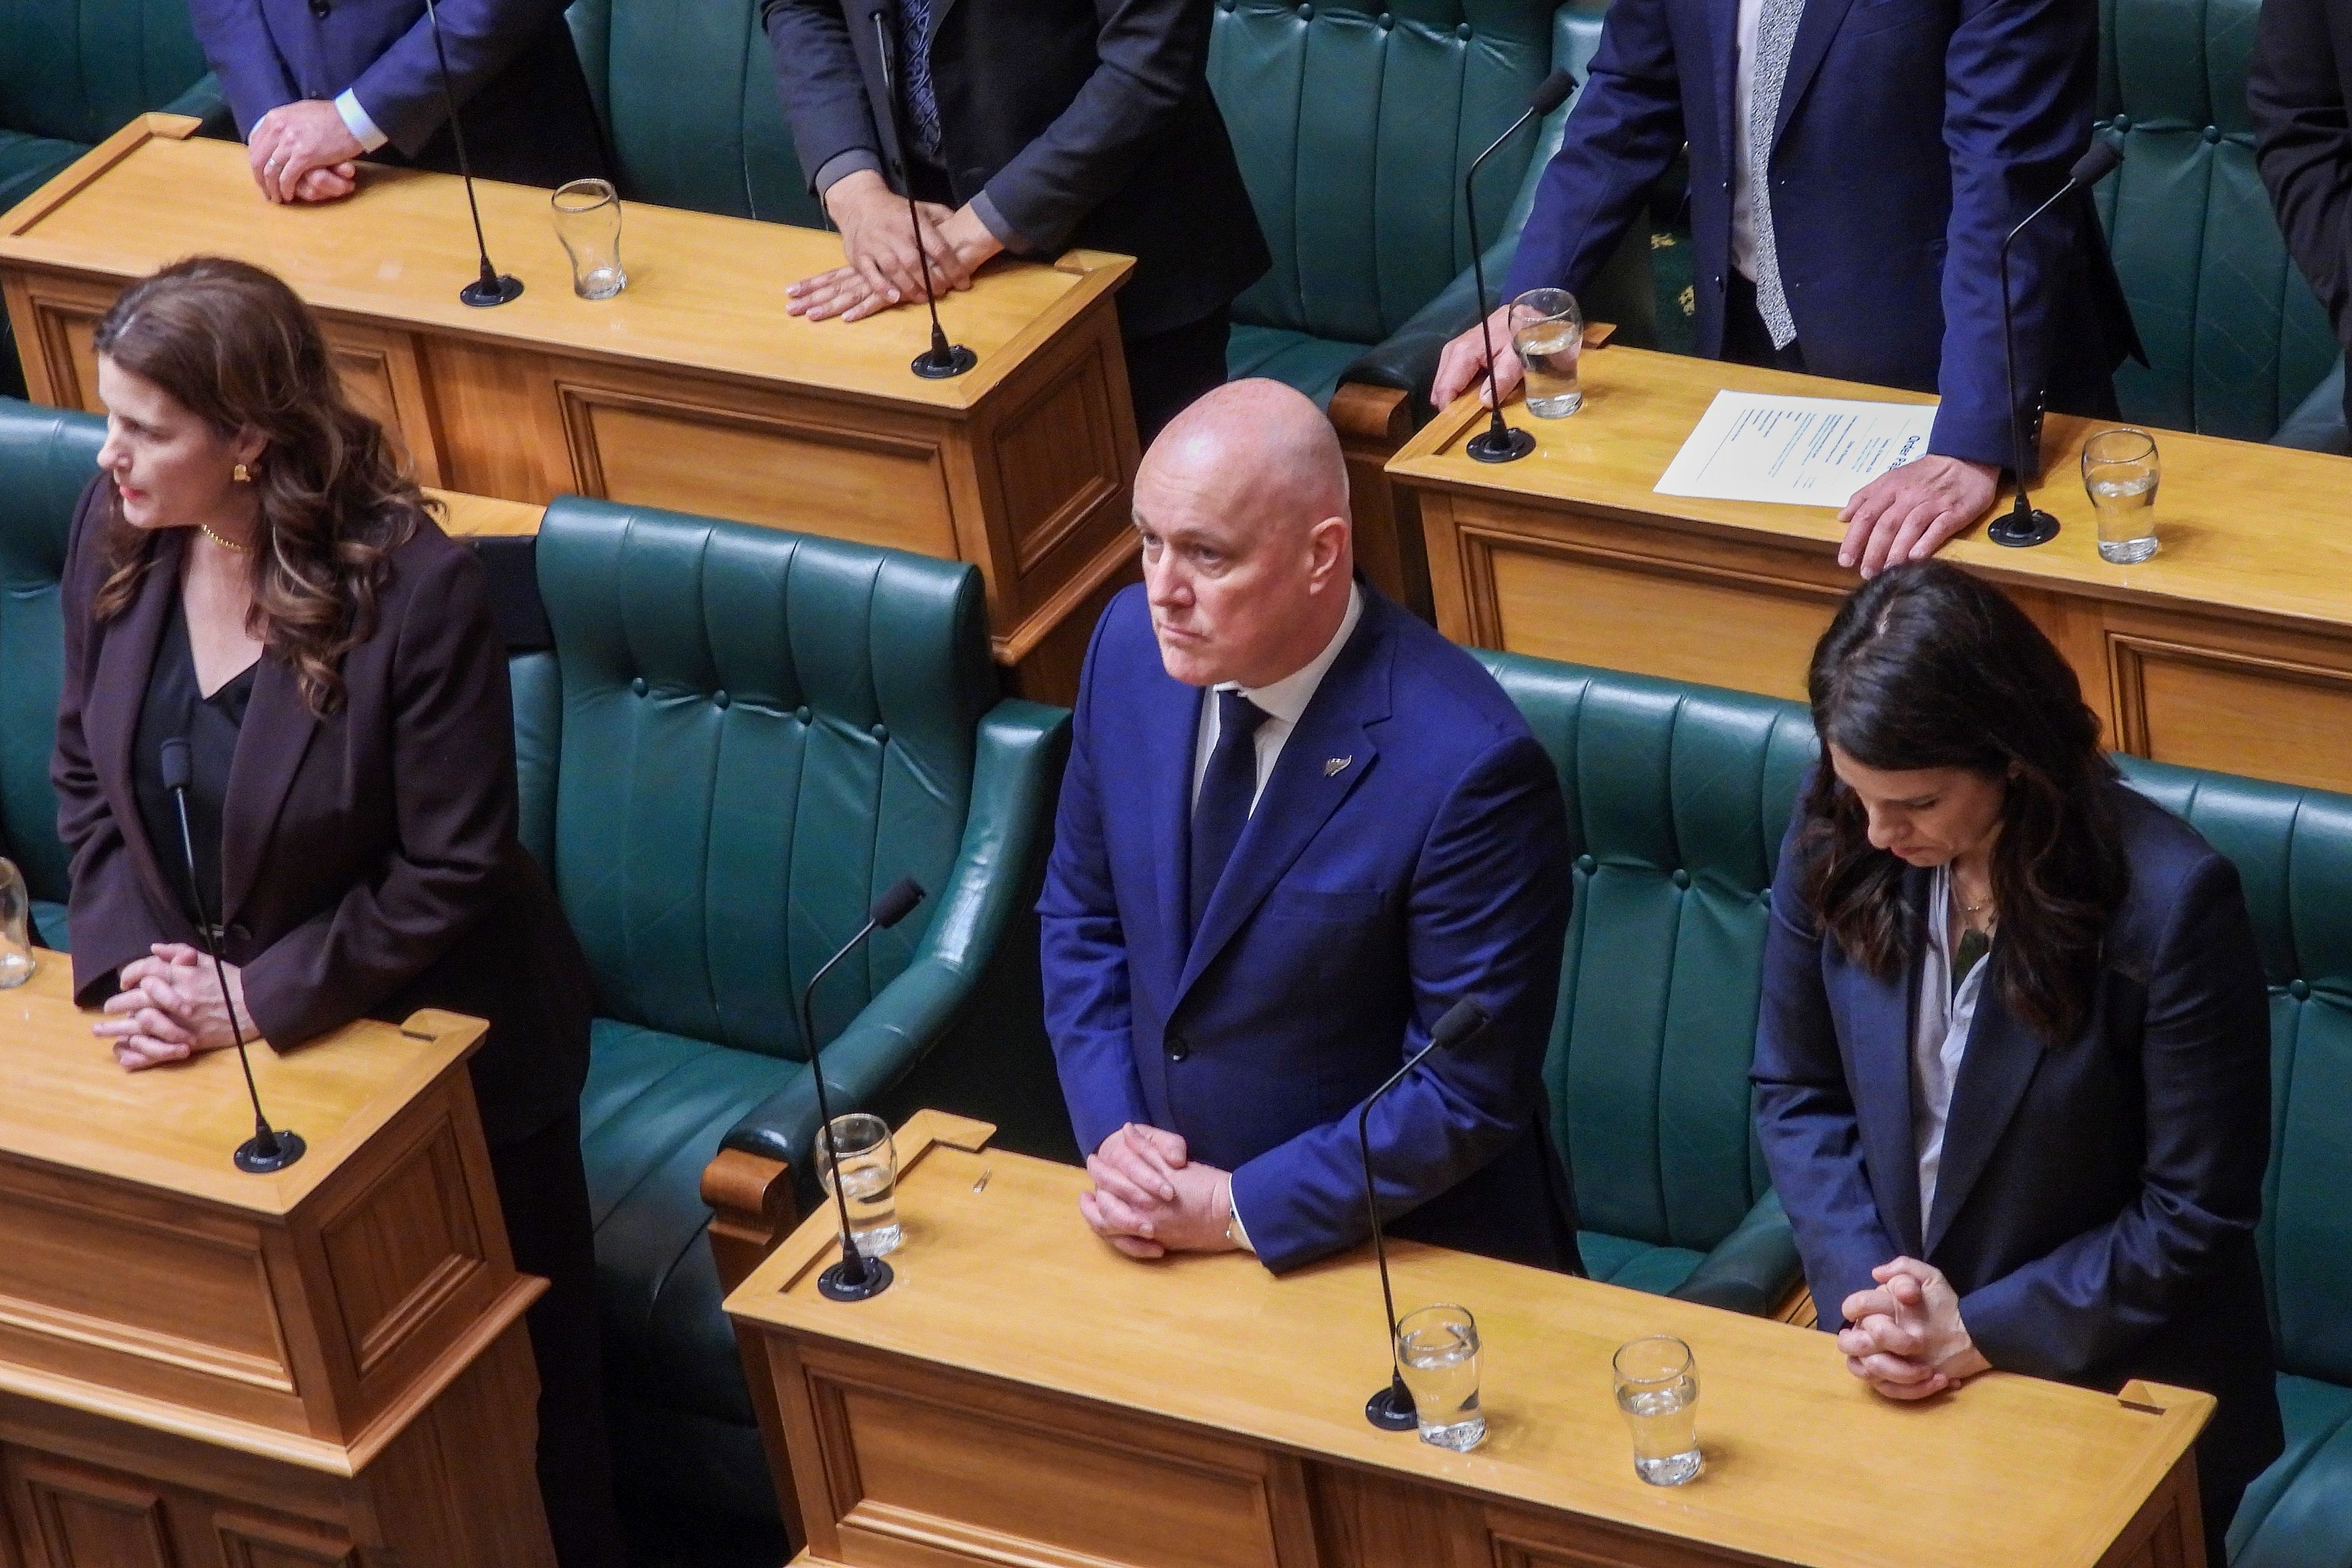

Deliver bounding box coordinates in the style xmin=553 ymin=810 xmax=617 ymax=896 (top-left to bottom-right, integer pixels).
xmin=1754 ymin=780 xmax=2283 ymax=1518
xmin=1502 ymin=0 xmax=2135 ymax=467
xmin=1040 ymin=584 xmax=1582 ymax=1275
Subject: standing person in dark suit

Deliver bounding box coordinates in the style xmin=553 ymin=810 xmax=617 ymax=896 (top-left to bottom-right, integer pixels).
xmin=1039 ymin=380 xmax=1581 ymax=1271
xmin=53 ymin=257 xmax=624 ymax=1568
xmin=1753 ymin=562 xmax=2282 ymax=1567
xmin=187 ymin=0 xmax=607 ymax=204
xmin=2252 ymin=0 xmax=2352 ymax=431
xmin=763 ymin=0 xmax=1270 ymax=442
xmin=1431 ymin=0 xmax=2138 ymax=578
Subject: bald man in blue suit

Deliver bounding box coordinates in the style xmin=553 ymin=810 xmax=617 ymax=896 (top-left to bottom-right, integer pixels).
xmin=1039 ymin=380 xmax=1582 ymax=1273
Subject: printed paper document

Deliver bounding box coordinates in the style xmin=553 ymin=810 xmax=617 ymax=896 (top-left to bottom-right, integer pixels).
xmin=1656 ymin=391 xmax=1937 ymax=507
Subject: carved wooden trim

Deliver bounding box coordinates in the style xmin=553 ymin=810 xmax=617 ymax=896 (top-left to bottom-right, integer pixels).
xmin=2106 ymin=631 xmax=2352 ymax=760
xmin=701 ymin=1150 xmax=797 ymax=1294
xmin=552 ymin=378 xmax=948 ymax=503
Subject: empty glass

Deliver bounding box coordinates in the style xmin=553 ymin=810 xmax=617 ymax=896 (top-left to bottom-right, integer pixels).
xmin=1509 ymin=288 xmax=1585 ymax=417
xmin=816 ymin=1112 xmax=902 ymax=1257
xmin=2081 ymin=427 xmax=2159 ymax=564
xmin=0 ymin=857 xmax=33 ymax=988
xmin=552 ymin=178 xmax=627 ymax=300
xmin=1613 ymin=1336 xmax=1702 ymax=1485
xmin=1396 ymin=1304 xmax=1485 ymax=1451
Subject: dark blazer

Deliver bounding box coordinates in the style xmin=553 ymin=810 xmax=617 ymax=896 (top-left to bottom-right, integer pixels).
xmin=1502 ymin=0 xmax=2138 ymax=469
xmin=761 ymin=0 xmax=1270 ymax=339
xmin=1753 ymin=779 xmax=2283 ymax=1530
xmin=2251 ymin=0 xmax=2352 ymax=426
xmin=1039 ymin=582 xmax=1583 ymax=1274
xmin=187 ymin=0 xmax=607 ymax=187
xmin=53 ymin=478 xmax=590 ymax=1148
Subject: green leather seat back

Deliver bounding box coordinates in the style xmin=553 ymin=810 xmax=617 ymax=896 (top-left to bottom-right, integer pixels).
xmin=1208 ymin=0 xmax=1564 ymax=349
xmin=531 ymin=498 xmax=995 ymax=1060
xmin=564 ymin=0 xmax=823 ymax=226
xmin=0 ymin=0 xmax=210 ymax=145
xmin=2094 ymin=0 xmax=2337 ymax=439
xmin=0 ymin=401 xmax=101 ymax=910
xmin=1474 ymin=654 xmax=1815 ymax=1255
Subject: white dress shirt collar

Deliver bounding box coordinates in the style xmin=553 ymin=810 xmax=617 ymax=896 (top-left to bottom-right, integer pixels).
xmin=1225 ymin=583 xmax=1363 ymax=722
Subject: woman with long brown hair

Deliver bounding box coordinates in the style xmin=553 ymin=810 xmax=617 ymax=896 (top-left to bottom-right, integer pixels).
xmin=1752 ymin=560 xmax=2282 ymax=1564
xmin=51 ymin=255 xmax=622 ymax=1567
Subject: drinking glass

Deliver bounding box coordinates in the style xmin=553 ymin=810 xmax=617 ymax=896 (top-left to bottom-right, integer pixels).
xmin=1613 ymin=1335 xmax=1701 ymax=1485
xmin=2081 ymin=427 xmax=2159 ymax=564
xmin=816 ymin=1112 xmax=902 ymax=1257
xmin=552 ymin=178 xmax=627 ymax=300
xmin=1396 ymin=1304 xmax=1485 ymax=1451
xmin=1509 ymin=288 xmax=1585 ymax=417
xmin=0 ymin=858 xmax=33 ymax=988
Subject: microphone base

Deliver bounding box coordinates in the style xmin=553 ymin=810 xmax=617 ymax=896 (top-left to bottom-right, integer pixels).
xmin=1365 ymin=1381 xmax=1419 ymax=1431
xmin=233 ymin=1129 xmax=307 ymax=1174
xmin=1988 ymin=506 xmax=2060 ymax=548
xmin=460 ymin=273 xmax=524 ymax=308
xmin=1466 ymin=424 xmax=1537 ymax=464
xmin=817 ymin=1254 xmax=895 ymax=1302
xmin=911 ymin=344 xmax=978 ymax=380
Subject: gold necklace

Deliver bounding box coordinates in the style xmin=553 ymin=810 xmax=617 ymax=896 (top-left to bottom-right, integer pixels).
xmin=196 ymin=522 xmax=251 ymax=554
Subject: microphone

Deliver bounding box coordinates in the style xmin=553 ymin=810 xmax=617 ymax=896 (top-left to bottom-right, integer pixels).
xmin=1988 ymin=138 xmax=2125 ymax=548
xmin=1463 ymin=70 xmax=1578 ymax=464
xmin=1358 ymin=998 xmax=1490 ymax=1430
xmin=159 ymin=738 xmax=304 ymax=1174
xmin=802 ymin=876 xmax=929 ymax=1301
xmin=422 ymin=0 xmax=522 ymax=307
xmin=871 ymin=9 xmax=976 ymax=380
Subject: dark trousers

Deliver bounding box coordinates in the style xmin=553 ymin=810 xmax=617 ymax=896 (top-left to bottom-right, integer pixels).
xmin=1124 ymin=307 xmax=1233 ymax=447
xmin=489 ymin=1109 xmax=627 ymax=1568
xmin=382 ymin=17 xmax=611 ymax=189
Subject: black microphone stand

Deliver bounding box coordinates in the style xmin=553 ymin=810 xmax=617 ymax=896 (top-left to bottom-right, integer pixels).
xmin=1989 ymin=140 xmax=2125 ymax=547
xmin=803 ymin=878 xmax=928 ymax=1302
xmin=873 ymin=9 xmax=975 ymax=380
xmin=423 ymin=0 xmax=521 ymax=307
xmin=1461 ymin=72 xmax=1578 ymax=464
xmin=1357 ymin=1000 xmax=1489 ymax=1429
xmin=159 ymin=739 xmax=304 ymax=1174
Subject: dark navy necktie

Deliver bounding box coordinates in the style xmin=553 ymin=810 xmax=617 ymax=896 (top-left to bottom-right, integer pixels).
xmin=1189 ymin=689 xmax=1270 ymax=937
xmin=897 ymin=0 xmax=944 ymax=162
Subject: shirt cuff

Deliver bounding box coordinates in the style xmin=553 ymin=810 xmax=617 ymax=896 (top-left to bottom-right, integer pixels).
xmin=334 ymin=90 xmax=389 ymax=154
xmin=1224 ymin=1176 xmax=1255 ymax=1253
xmin=813 ymin=148 xmax=885 ymax=198
xmin=970 ymin=189 xmax=1032 ymax=252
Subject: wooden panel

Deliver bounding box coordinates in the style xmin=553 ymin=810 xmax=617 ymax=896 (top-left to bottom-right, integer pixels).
xmin=415 ymin=337 xmax=570 ymax=503
xmin=557 ymin=385 xmax=958 ymax=559
xmin=990 ymin=353 xmax=1121 ymax=577
xmin=1307 ymin=1463 xmax=1486 ymax=1568
xmin=213 ymin=1507 xmax=360 ymax=1568
xmin=1486 ymin=539 xmax=1836 ymax=701
xmin=2113 ymin=636 xmax=2352 ymax=790
xmin=317 ymin=1124 xmax=484 ymax=1376
xmin=317 ymin=322 xmax=442 ymax=488
xmin=9 ymin=1453 xmax=176 ymax=1568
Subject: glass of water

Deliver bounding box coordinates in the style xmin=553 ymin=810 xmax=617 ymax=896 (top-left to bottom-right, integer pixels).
xmin=1396 ymin=1304 xmax=1485 ymax=1451
xmin=0 ymin=858 xmax=34 ymax=988
xmin=552 ymin=178 xmax=627 ymax=300
xmin=1509 ymin=288 xmax=1585 ymax=417
xmin=1613 ymin=1335 xmax=1702 ymax=1485
xmin=815 ymin=1112 xmax=902 ymax=1257
xmin=2081 ymin=427 xmax=2158 ymax=564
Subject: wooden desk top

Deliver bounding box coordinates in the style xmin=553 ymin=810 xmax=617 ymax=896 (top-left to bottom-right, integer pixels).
xmin=0 ymin=116 xmax=1133 ymax=413
xmin=1392 ymin=344 xmax=2352 ymax=640
xmin=0 ymin=949 xmax=482 ymax=1216
xmin=728 ymin=1115 xmax=2210 ymax=1568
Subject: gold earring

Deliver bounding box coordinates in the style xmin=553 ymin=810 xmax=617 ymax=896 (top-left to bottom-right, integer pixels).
xmin=232 ymin=462 xmax=251 ymax=483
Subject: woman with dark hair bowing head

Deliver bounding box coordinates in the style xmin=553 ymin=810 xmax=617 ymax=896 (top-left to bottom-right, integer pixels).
xmin=1754 ymin=560 xmax=2282 ymax=1565
xmin=52 ymin=256 xmax=623 ymax=1567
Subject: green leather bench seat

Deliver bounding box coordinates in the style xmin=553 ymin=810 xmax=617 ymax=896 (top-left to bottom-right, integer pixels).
xmin=2230 ymin=1374 xmax=2352 ymax=1566
xmin=1477 ymin=656 xmax=1815 ymax=1317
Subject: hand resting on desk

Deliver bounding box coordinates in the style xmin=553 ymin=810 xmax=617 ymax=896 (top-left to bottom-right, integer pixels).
xmin=1079 ymin=1122 xmax=1240 ymax=1259
xmin=246 ymin=100 xmax=361 ymax=205
xmin=92 ymin=942 xmax=251 ymax=1069
xmin=792 ymin=170 xmax=1001 ymax=323
xmin=1836 ymin=455 xmax=1997 ymax=578
xmin=1838 ymin=1256 xmax=1992 ymax=1401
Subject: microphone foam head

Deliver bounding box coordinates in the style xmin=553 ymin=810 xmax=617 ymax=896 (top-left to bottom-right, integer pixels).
xmin=2071 ymin=139 xmax=2124 ymax=186
xmin=1530 ymin=69 xmax=1578 ymax=116
xmin=1429 ymin=998 xmax=1491 ymax=1052
xmin=870 ymin=877 xmax=927 ymax=929
xmin=160 ymin=737 xmax=193 ymax=794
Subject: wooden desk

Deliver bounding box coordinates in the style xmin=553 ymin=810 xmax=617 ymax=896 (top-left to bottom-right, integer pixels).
xmin=1393 ymin=345 xmax=2352 ymax=796
xmin=0 ymin=950 xmax=555 ymax=1566
xmin=0 ymin=116 xmax=1142 ymax=699
xmin=727 ymin=1113 xmax=2211 ymax=1568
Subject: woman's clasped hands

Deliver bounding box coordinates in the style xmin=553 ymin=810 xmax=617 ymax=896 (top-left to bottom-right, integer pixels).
xmin=93 ymin=942 xmax=251 ymax=1069
xmin=1837 ymin=1256 xmax=1992 ymax=1400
